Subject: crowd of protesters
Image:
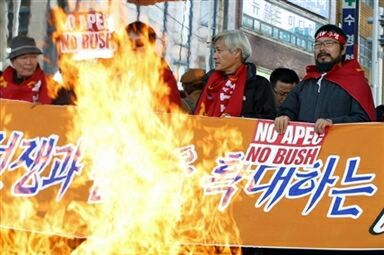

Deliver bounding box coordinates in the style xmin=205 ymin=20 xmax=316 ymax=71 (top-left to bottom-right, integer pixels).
xmin=1 ymin=23 xmax=382 ymax=124
xmin=1 ymin=22 xmax=383 ymax=255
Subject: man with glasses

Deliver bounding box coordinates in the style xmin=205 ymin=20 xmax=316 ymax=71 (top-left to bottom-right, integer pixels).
xmin=269 ymin=67 xmax=299 ymax=109
xmin=274 ymin=24 xmax=376 ymax=134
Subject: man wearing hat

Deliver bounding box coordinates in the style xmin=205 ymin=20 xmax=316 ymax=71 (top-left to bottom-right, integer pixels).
xmin=274 ymin=24 xmax=375 ymax=134
xmin=180 ymin=68 xmax=205 ymax=114
xmin=0 ymin=35 xmax=51 ymax=104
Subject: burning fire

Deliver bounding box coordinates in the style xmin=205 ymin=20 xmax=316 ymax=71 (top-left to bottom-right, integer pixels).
xmin=1 ymin=2 xmax=245 ymax=254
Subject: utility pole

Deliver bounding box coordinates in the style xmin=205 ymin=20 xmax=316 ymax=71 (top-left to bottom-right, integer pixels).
xmin=0 ymin=0 xmax=7 ymax=70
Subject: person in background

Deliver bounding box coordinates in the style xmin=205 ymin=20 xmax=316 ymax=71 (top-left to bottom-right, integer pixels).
xmin=180 ymin=68 xmax=205 ymax=114
xmin=269 ymin=67 xmax=299 ymax=109
xmin=194 ymin=30 xmax=276 ymax=119
xmin=274 ymin=24 xmax=376 ymax=134
xmin=0 ymin=35 xmax=51 ymax=104
xmin=126 ymin=21 xmax=182 ymax=110
xmin=376 ymin=104 xmax=384 ymax=122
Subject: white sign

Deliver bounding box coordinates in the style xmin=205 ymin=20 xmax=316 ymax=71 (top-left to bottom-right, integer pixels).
xmin=58 ymin=12 xmax=116 ymax=59
xmin=242 ymin=0 xmax=318 ymax=38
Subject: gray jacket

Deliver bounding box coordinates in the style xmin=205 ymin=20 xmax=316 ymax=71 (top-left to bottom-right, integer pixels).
xmin=277 ymin=78 xmax=369 ymax=124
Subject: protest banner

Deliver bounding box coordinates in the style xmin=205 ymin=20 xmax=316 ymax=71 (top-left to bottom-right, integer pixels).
xmin=1 ymin=99 xmax=383 ymax=249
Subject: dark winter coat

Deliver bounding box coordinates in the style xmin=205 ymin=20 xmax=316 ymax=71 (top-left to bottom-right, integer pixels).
xmin=278 ymin=78 xmax=370 ymax=123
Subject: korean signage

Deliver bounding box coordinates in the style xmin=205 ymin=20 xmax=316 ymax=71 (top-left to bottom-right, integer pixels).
xmin=287 ymin=0 xmax=330 ymax=19
xmin=342 ymin=0 xmax=359 ymax=60
xmin=1 ymin=99 xmax=383 ymax=249
xmin=242 ymin=0 xmax=321 ymax=38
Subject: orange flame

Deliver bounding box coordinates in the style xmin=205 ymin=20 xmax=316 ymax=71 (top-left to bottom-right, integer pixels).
xmin=1 ymin=3 xmax=245 ymax=254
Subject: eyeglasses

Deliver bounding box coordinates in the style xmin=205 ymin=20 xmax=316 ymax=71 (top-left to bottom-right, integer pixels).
xmin=273 ymin=89 xmax=289 ymax=97
xmin=312 ymin=40 xmax=339 ymax=49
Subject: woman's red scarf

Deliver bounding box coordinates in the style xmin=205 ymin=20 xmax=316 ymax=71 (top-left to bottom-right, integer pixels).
xmin=303 ymin=59 xmax=376 ymax=121
xmin=0 ymin=66 xmax=51 ymax=104
xmin=194 ymin=64 xmax=247 ymax=117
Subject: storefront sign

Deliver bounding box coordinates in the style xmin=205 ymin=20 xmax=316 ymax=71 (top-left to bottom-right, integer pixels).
xmin=287 ymin=0 xmax=330 ymax=19
xmin=342 ymin=0 xmax=359 ymax=60
xmin=242 ymin=0 xmax=320 ymax=38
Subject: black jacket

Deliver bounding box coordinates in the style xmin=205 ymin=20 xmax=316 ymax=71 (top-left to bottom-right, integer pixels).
xmin=201 ymin=63 xmax=276 ymax=119
xmin=278 ymin=78 xmax=369 ymax=123
xmin=376 ymin=105 xmax=384 ymax=122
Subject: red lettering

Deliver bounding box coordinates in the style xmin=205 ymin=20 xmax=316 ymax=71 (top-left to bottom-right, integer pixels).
xmin=60 ymin=34 xmax=78 ymax=52
xmin=273 ymin=148 xmax=286 ymax=164
xmin=90 ymin=33 xmax=98 ymax=49
xmin=303 ymin=148 xmax=319 ymax=165
xmin=294 ymin=148 xmax=307 ymax=165
xmin=82 ymin=34 xmax=90 ymax=48
xmin=245 ymin=146 xmax=261 ymax=162
xmin=98 ymin=32 xmax=106 ymax=48
xmin=245 ymin=146 xmax=271 ymax=163
xmin=271 ymin=147 xmax=319 ymax=166
xmin=258 ymin=147 xmax=271 ymax=163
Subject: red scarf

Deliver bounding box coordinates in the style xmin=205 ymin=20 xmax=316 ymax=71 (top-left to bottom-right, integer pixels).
xmin=303 ymin=60 xmax=376 ymax=121
xmin=0 ymin=66 xmax=51 ymax=104
xmin=194 ymin=64 xmax=247 ymax=117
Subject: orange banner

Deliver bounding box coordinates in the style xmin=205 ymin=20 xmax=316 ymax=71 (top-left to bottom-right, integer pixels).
xmin=0 ymin=99 xmax=383 ymax=250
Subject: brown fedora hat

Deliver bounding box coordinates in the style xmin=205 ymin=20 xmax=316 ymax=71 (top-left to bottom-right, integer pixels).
xmin=8 ymin=35 xmax=42 ymax=59
xmin=180 ymin=68 xmax=205 ymax=84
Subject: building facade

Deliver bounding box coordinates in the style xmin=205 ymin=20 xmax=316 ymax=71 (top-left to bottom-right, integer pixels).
xmin=336 ymin=0 xmax=384 ymax=105
xmin=229 ymin=0 xmax=383 ymax=104
xmin=0 ymin=0 xmax=383 ymax=104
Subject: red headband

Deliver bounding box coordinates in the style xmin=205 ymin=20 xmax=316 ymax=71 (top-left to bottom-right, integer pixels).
xmin=315 ymin=31 xmax=346 ymax=45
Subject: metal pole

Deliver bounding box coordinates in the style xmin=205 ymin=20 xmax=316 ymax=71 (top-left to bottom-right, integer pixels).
xmin=205 ymin=0 xmax=214 ymax=72
xmin=379 ymin=7 xmax=383 ymax=105
xmin=186 ymin=0 xmax=193 ymax=69
xmin=13 ymin=0 xmax=21 ymax=37
xmin=0 ymin=0 xmax=7 ymax=69
xmin=208 ymin=0 xmax=217 ymax=70
xmin=372 ymin=0 xmax=379 ymax=106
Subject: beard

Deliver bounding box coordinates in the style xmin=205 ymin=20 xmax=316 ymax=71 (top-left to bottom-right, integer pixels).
xmin=315 ymin=53 xmax=343 ymax=73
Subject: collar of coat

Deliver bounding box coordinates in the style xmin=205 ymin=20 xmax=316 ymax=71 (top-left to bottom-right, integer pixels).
xmin=303 ymin=59 xmax=376 ymax=121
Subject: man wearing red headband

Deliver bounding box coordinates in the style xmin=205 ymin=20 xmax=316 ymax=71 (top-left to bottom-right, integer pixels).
xmin=274 ymin=24 xmax=376 ymax=134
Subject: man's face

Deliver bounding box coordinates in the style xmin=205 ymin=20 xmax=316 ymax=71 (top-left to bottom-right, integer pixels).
xmin=274 ymin=81 xmax=295 ymax=107
xmin=314 ymin=38 xmax=345 ymax=70
xmin=213 ymin=39 xmax=241 ymax=74
xmin=128 ymin=31 xmax=149 ymax=52
xmin=128 ymin=32 xmax=145 ymax=51
xmin=11 ymin=54 xmax=39 ymax=79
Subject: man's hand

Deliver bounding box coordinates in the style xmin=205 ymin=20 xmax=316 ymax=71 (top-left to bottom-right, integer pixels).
xmin=220 ymin=113 xmax=231 ymax=118
xmin=314 ymin=118 xmax=332 ymax=134
xmin=274 ymin=116 xmax=290 ymax=134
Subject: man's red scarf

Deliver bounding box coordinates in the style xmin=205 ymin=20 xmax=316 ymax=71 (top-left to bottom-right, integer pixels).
xmin=194 ymin=64 xmax=247 ymax=117
xmin=303 ymin=59 xmax=376 ymax=121
xmin=0 ymin=66 xmax=51 ymax=104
